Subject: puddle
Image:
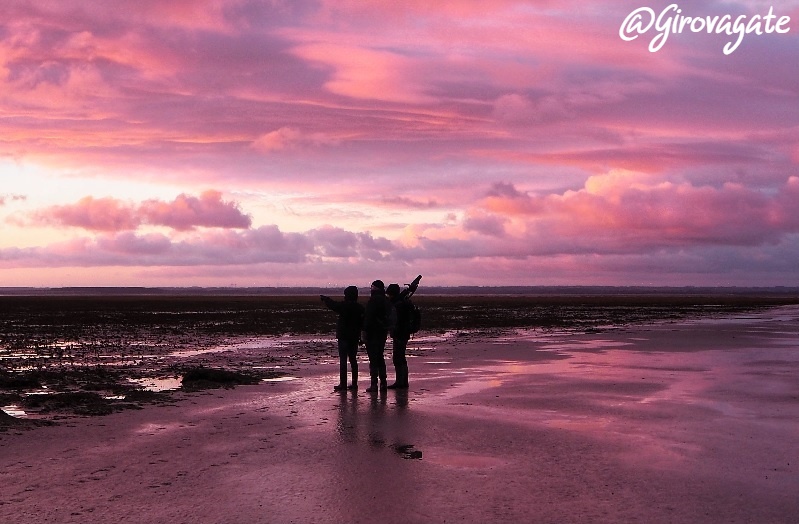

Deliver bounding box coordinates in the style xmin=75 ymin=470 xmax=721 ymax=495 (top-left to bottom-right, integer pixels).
xmin=167 ymin=336 xmax=337 ymax=359
xmin=539 ymin=339 xmax=632 ymax=351
xmin=168 ymin=346 xmax=236 ymax=358
xmin=1 ymin=405 xmax=27 ymax=418
xmin=130 ymin=376 xmax=183 ymax=392
xmin=262 ymin=376 xmax=297 ymax=382
xmin=439 ymin=376 xmax=504 ymax=399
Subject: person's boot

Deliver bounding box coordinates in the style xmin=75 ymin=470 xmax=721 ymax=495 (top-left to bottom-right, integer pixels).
xmin=365 ymin=378 xmax=379 ymax=393
xmin=334 ymin=365 xmax=347 ymax=391
xmin=379 ymin=378 xmax=388 ymax=391
xmin=348 ymin=367 xmax=358 ymax=390
xmin=398 ymin=365 xmax=409 ymax=389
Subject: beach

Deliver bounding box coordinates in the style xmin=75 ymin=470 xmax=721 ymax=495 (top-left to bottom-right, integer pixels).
xmin=1 ymin=301 xmax=798 ymax=523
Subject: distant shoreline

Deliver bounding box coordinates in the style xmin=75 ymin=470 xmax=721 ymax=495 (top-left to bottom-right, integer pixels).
xmin=2 ymin=285 xmax=798 ymax=297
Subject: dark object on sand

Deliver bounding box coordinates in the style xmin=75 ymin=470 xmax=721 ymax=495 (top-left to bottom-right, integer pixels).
xmin=21 ymin=391 xmax=116 ymax=416
xmin=180 ymin=367 xmax=262 ymax=391
xmin=394 ymin=444 xmax=423 ymax=460
xmin=0 ymin=371 xmax=42 ymax=390
xmin=0 ymin=410 xmax=54 ymax=430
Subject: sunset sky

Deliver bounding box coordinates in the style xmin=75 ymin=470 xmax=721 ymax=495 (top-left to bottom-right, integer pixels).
xmin=1 ymin=0 xmax=798 ymax=288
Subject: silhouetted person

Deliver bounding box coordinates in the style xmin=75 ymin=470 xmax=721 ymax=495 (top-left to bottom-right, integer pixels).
xmin=361 ymin=280 xmax=392 ymax=392
xmin=386 ymin=275 xmax=421 ymax=389
xmin=321 ymin=286 xmax=364 ymax=392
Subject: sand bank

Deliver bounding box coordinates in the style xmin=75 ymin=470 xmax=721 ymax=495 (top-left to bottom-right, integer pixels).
xmin=2 ymin=306 xmax=798 ymax=523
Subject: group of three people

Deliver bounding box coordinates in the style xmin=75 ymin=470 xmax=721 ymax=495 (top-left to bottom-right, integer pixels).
xmin=321 ymin=276 xmax=420 ymax=393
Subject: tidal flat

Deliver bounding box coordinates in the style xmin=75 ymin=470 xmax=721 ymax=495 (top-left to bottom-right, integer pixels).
xmin=1 ymin=293 xmax=798 ymax=522
xmin=1 ymin=292 xmax=797 ymax=422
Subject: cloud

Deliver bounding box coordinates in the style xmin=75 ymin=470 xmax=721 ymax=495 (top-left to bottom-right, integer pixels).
xmin=486 ymin=181 xmax=526 ymax=199
xmin=0 ymin=223 xmax=395 ymax=268
xmin=463 ymin=213 xmax=507 ymax=237
xmin=251 ymin=127 xmax=342 ymax=152
xmin=29 ymin=191 xmax=251 ymax=231
xmin=375 ymin=173 xmax=799 ymax=265
xmin=97 ymin=231 xmax=173 ymax=255
xmin=380 ymin=196 xmax=444 ymax=209
xmin=290 ymin=43 xmax=433 ymax=104
xmin=0 ymin=194 xmax=27 ymax=206
xmin=32 ymin=196 xmax=140 ymax=231
xmin=139 ymin=190 xmax=252 ymax=230
xmin=307 ymin=225 xmax=393 ymax=259
xmin=252 ymin=127 xmax=305 ymax=152
xmin=492 ymin=94 xmax=546 ymax=125
xmin=476 ymin=174 xmax=799 ymax=251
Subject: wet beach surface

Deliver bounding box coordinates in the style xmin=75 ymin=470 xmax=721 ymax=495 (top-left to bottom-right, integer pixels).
xmin=2 ymin=292 xmax=796 ymax=421
xmin=1 ymin=296 xmax=798 ymax=522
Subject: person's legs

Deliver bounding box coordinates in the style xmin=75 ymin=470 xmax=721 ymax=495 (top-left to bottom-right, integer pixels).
xmin=365 ymin=334 xmax=387 ymax=392
xmin=365 ymin=339 xmax=379 ymax=392
xmin=377 ymin=333 xmax=387 ymax=389
xmin=398 ymin=336 xmax=409 ymax=387
xmin=388 ymin=336 xmax=409 ymax=388
xmin=346 ymin=341 xmax=358 ymax=389
xmin=334 ymin=340 xmax=348 ymax=391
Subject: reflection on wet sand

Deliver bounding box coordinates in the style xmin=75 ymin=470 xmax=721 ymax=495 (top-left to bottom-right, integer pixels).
xmin=1 ymin=304 xmax=798 ymax=523
xmin=333 ymin=388 xmax=416 ymax=453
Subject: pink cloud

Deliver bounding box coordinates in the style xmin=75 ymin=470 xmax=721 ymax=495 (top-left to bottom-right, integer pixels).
xmin=97 ymin=231 xmax=172 ymax=256
xmin=252 ymin=127 xmax=305 ymax=152
xmin=380 ymin=196 xmax=444 ymax=209
xmin=29 ymin=191 xmax=251 ymax=231
xmin=139 ymin=190 xmax=251 ymax=231
xmin=477 ymin=174 xmax=799 ymax=250
xmin=32 ymin=196 xmax=140 ymax=231
xmin=291 ymin=43 xmax=433 ymax=104
xmin=251 ymin=127 xmax=342 ymax=153
xmin=463 ymin=213 xmax=508 ymax=237
xmin=308 ymin=225 xmax=393 ymax=260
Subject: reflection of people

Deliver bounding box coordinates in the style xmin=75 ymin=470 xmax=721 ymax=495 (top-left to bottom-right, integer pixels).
xmin=335 ymin=393 xmax=360 ymax=443
xmin=321 ymin=286 xmax=364 ymax=392
xmin=385 ymin=276 xmax=420 ymax=389
xmin=361 ymin=280 xmax=392 ymax=392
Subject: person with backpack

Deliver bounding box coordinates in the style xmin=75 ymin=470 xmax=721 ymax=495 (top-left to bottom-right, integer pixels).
xmin=321 ymin=286 xmax=365 ymax=392
xmin=361 ymin=280 xmax=393 ymax=392
xmin=385 ymin=275 xmax=422 ymax=389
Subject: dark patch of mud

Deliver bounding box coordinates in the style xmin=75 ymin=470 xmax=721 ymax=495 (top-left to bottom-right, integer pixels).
xmin=0 ymin=409 xmax=54 ymax=431
xmin=178 ymin=366 xmax=272 ymax=391
xmin=22 ymin=391 xmax=124 ymax=416
xmin=1 ymin=364 xmax=285 ymax=421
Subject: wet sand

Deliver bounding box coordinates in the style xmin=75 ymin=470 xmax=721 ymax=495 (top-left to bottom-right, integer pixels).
xmin=2 ymin=306 xmax=798 ymax=523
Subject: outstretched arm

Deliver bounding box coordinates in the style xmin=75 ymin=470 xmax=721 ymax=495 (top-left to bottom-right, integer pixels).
xmin=320 ymin=295 xmax=343 ymax=312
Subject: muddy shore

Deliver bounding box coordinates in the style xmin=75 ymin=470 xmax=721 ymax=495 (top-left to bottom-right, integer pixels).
xmin=2 ymin=292 xmax=797 ymax=422
xmin=1 ymin=301 xmax=798 ymax=523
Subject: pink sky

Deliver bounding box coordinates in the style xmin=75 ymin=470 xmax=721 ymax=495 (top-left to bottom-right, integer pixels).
xmin=1 ymin=0 xmax=798 ymax=287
